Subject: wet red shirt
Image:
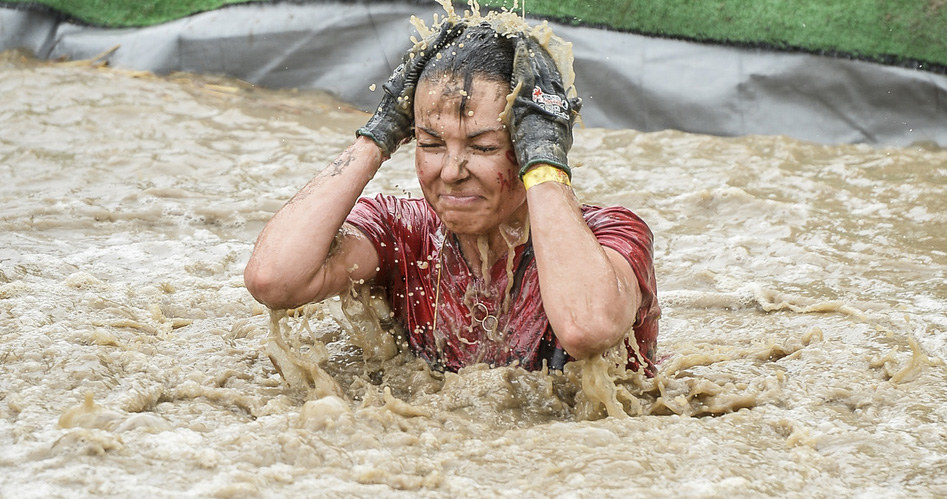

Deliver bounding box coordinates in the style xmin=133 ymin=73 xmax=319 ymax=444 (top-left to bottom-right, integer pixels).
xmin=346 ymin=194 xmax=659 ymax=373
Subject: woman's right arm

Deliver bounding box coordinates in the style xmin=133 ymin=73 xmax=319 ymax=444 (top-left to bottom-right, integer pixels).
xmin=244 ymin=136 xmax=384 ymax=309
xmin=246 ymin=22 xmax=465 ymax=309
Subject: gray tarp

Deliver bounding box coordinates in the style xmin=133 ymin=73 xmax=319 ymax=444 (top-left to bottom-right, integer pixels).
xmin=2 ymin=2 xmax=945 ymax=147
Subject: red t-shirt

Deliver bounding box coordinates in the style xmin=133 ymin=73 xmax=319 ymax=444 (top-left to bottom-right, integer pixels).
xmin=346 ymin=194 xmax=659 ymax=374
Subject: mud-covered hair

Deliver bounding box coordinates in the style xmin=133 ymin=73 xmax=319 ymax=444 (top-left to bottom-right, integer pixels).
xmin=419 ymin=22 xmax=516 ymax=85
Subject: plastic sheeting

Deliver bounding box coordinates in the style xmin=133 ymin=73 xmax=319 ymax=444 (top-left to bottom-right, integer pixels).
xmin=2 ymin=2 xmax=945 ymax=147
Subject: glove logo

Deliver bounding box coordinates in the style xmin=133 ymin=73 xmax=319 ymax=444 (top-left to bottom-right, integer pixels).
xmin=531 ymin=86 xmax=569 ymax=120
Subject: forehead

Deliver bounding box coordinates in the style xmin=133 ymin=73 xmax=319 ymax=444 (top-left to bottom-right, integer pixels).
xmin=414 ymin=76 xmax=508 ymax=124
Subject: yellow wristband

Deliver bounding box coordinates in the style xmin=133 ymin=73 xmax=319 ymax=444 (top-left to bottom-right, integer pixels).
xmin=522 ymin=166 xmax=571 ymax=191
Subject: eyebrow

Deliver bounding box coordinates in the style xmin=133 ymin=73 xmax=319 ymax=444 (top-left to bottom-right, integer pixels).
xmin=417 ymin=125 xmax=506 ymax=140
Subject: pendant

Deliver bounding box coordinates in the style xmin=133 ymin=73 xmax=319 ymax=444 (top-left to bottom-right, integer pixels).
xmin=471 ymin=302 xmax=499 ymax=334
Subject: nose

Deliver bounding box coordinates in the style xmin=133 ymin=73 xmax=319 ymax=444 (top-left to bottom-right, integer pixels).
xmin=439 ymin=150 xmax=470 ymax=184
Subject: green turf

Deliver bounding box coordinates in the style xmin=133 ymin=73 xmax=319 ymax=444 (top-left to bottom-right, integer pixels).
xmin=480 ymin=0 xmax=947 ymax=71
xmin=3 ymin=0 xmax=946 ymax=70
xmin=2 ymin=0 xmax=250 ymax=27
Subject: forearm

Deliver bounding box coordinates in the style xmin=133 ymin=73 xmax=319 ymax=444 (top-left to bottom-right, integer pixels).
xmin=245 ymin=137 xmax=383 ymax=307
xmin=528 ymin=181 xmax=640 ymax=359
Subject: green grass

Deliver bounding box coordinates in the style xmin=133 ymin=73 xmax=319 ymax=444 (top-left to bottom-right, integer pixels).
xmin=2 ymin=0 xmax=251 ymax=26
xmin=479 ymin=0 xmax=947 ymax=70
xmin=4 ymin=0 xmax=946 ymax=70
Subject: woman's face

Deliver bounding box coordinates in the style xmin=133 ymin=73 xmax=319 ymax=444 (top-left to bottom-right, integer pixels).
xmin=413 ymin=75 xmax=526 ymax=235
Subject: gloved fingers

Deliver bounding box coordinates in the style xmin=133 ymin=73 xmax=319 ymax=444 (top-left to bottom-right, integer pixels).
xmin=381 ymin=21 xmax=465 ymax=87
xmin=519 ymin=36 xmax=565 ymax=85
xmin=386 ymin=21 xmax=466 ymax=112
xmin=404 ymin=21 xmax=466 ymax=82
xmin=511 ymin=35 xmax=537 ymax=93
xmin=508 ymin=34 xmax=576 ymax=179
xmin=512 ymin=35 xmax=576 ymax=122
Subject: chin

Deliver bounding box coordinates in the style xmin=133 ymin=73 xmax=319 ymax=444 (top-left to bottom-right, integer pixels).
xmin=439 ymin=214 xmax=491 ymax=235
xmin=442 ymin=219 xmax=483 ymax=235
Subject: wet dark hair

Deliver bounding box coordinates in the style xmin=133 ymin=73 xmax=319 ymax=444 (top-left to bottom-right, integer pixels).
xmin=419 ymin=22 xmax=516 ymax=85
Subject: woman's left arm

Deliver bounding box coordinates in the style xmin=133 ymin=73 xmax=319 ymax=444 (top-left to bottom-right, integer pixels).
xmin=508 ymin=35 xmax=639 ymax=359
xmin=526 ymin=178 xmax=640 ymax=359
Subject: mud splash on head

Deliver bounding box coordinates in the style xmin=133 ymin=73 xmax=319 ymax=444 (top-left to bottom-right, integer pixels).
xmin=411 ymin=0 xmax=579 ymax=118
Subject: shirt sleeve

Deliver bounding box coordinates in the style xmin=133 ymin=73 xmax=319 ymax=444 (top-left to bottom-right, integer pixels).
xmin=583 ymin=205 xmax=659 ymax=327
xmin=345 ymin=194 xmax=436 ymax=287
xmin=344 ymin=194 xmax=401 ymax=286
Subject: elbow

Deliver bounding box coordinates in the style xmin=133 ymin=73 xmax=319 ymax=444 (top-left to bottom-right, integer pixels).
xmin=554 ymin=315 xmax=629 ymax=361
xmin=244 ymin=263 xmax=311 ymax=310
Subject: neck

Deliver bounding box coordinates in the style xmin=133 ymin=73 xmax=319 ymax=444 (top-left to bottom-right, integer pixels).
xmin=454 ymin=206 xmax=530 ymax=278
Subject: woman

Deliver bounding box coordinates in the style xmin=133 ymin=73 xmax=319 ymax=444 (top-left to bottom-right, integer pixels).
xmin=244 ymin=21 xmax=659 ymax=374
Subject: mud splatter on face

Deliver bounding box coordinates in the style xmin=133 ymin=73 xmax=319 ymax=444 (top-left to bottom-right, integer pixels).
xmin=459 ymin=72 xmax=474 ymax=117
xmin=496 ymin=169 xmax=515 ymax=192
xmin=505 ymin=149 xmax=517 ymax=165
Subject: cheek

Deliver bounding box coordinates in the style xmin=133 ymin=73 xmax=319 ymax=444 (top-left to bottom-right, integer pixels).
xmin=415 ymin=157 xmax=433 ymax=187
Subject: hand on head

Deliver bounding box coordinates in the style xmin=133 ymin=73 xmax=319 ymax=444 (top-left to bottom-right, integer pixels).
xmin=360 ymin=20 xmax=581 ymax=194
xmin=507 ymin=35 xmax=581 ymax=180
xmin=357 ymin=21 xmax=466 ymax=157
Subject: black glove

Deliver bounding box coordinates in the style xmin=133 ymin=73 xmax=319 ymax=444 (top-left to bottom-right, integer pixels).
xmin=508 ymin=35 xmax=581 ymax=178
xmin=357 ymin=22 xmax=465 ymax=156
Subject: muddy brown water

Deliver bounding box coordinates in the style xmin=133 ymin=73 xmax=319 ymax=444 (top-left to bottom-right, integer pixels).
xmin=1 ymin=51 xmax=946 ymax=497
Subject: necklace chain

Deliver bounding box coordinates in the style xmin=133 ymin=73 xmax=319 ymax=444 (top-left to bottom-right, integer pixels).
xmin=431 ymin=233 xmax=500 ymax=337
xmin=432 ymin=236 xmax=443 ymax=332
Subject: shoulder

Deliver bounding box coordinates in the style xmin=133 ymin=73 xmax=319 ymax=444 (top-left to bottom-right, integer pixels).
xmin=580 ymin=203 xmax=655 ymax=275
xmin=349 ymin=194 xmax=436 ymax=232
xmin=352 ymin=193 xmax=433 ymax=218
xmin=346 ymin=194 xmax=439 ymax=276
xmin=581 ymin=204 xmax=652 ymax=239
xmin=581 ymin=204 xmax=659 ymax=340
